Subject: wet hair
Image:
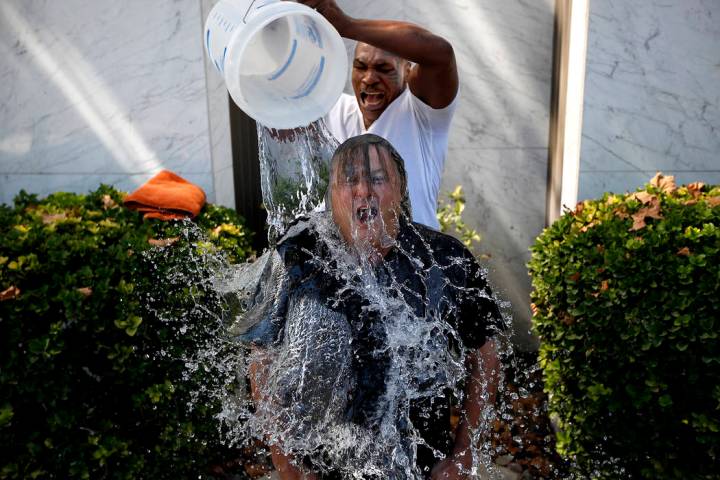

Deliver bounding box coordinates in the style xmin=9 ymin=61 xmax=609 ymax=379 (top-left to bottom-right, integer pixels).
xmin=327 ymin=134 xmax=412 ymax=220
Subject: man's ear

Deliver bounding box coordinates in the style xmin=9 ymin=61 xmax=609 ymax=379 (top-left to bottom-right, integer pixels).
xmin=403 ymin=60 xmax=412 ymax=79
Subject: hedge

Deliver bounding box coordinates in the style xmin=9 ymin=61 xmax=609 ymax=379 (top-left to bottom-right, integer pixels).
xmin=529 ymin=174 xmax=720 ymax=479
xmin=0 ymin=185 xmax=254 ymax=479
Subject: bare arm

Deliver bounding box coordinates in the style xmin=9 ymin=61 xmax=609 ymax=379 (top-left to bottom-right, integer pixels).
xmin=297 ymin=0 xmax=458 ymax=108
xmin=268 ymin=445 xmax=318 ymax=480
xmin=249 ymin=349 xmax=320 ymax=480
xmin=430 ymin=339 xmax=501 ymax=479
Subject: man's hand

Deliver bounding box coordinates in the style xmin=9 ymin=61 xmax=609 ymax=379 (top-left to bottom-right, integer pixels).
xmin=270 ymin=444 xmax=321 ymax=480
xmin=296 ymin=0 xmax=352 ymax=35
xmin=430 ymin=450 xmax=473 ymax=480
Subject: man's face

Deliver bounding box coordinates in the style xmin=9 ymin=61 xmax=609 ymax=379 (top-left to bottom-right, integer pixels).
xmin=351 ymin=44 xmax=409 ymax=128
xmin=330 ymin=146 xmax=403 ymax=256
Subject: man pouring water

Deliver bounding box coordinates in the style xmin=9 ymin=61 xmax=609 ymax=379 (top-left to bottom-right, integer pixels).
xmin=297 ymin=0 xmax=459 ymax=230
xmin=237 ymin=135 xmax=503 ymax=479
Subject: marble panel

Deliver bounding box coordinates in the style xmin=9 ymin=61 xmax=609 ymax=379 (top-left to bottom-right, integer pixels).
xmin=0 ymin=0 xmax=214 ymax=205
xmin=442 ymin=147 xmax=549 ymax=349
xmin=212 ymin=163 xmax=237 ymax=211
xmin=580 ymin=170 xmax=720 ymax=203
xmin=338 ymin=0 xmax=554 ymax=148
xmin=579 ymin=0 xmax=720 ymax=201
xmin=0 ymin=0 xmax=555 ymax=346
xmin=201 ymin=0 xmax=235 ymax=208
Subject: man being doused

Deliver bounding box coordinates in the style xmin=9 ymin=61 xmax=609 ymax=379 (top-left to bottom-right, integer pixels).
xmin=235 ymin=134 xmax=504 ymax=479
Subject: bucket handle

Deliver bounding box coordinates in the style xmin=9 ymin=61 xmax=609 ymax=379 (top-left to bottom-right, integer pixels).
xmin=242 ymin=0 xmax=275 ymax=24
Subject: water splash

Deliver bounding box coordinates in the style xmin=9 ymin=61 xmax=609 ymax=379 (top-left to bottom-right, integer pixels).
xmin=212 ymin=212 xmax=516 ymax=478
xmin=137 ymin=127 xmax=577 ymax=479
xmin=257 ymin=119 xmax=338 ymax=243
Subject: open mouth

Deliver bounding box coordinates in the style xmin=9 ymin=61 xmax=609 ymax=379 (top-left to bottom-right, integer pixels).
xmin=360 ymin=91 xmax=385 ymax=109
xmin=355 ymin=205 xmax=379 ymax=224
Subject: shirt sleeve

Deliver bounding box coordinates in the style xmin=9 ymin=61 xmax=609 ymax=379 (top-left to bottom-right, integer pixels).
xmin=230 ymin=249 xmax=289 ymax=346
xmin=234 ymin=215 xmax=323 ymax=346
xmin=408 ymin=88 xmax=459 ymax=135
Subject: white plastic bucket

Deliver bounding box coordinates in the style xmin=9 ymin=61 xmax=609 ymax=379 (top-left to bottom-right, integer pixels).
xmin=205 ymin=0 xmax=348 ymax=129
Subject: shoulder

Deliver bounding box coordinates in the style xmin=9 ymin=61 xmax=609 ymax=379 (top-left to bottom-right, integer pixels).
xmin=326 ymin=93 xmax=359 ymax=120
xmin=410 ymin=222 xmax=471 ymax=258
xmin=377 ymin=89 xmax=456 ymax=138
xmin=325 ymin=93 xmax=362 ymax=140
xmin=276 ymin=213 xmax=329 ymax=271
xmin=277 ymin=213 xmax=317 ymax=247
xmin=395 ymin=221 xmax=475 ymax=272
xmin=406 ymin=87 xmax=459 ymax=123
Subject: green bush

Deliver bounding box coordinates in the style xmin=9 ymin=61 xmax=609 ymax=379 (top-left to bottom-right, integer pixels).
xmin=529 ymin=174 xmax=720 ymax=479
xmin=0 ymin=185 xmax=254 ymax=479
xmin=437 ymin=185 xmax=483 ymax=254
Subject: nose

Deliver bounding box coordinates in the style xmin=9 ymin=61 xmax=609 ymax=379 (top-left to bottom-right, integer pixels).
xmin=352 ymin=177 xmax=371 ymax=198
xmin=361 ymin=68 xmax=379 ymax=86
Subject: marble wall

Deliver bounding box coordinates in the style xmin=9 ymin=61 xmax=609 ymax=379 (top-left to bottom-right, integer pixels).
xmin=0 ymin=0 xmax=224 ymax=205
xmin=579 ymin=0 xmax=720 ymax=200
xmin=201 ymin=0 xmax=235 ymax=208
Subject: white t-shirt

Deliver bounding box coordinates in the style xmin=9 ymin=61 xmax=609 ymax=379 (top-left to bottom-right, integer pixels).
xmin=323 ymin=88 xmax=457 ymax=229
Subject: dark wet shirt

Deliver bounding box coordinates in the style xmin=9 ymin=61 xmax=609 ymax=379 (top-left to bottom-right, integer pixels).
xmin=261 ymin=214 xmax=503 ymax=477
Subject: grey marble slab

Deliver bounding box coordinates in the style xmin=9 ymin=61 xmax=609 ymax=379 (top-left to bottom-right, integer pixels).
xmin=579 ymin=0 xmax=720 ymax=201
xmin=0 ymin=0 xmax=214 ymax=205
xmin=442 ymin=146 xmax=548 ymax=348
xmin=0 ymin=0 xmax=556 ymax=348
xmin=202 ymin=0 xmax=235 ymax=208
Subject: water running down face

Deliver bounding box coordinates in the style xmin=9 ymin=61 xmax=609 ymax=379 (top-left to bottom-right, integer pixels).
xmin=330 ymin=144 xmax=403 ymax=258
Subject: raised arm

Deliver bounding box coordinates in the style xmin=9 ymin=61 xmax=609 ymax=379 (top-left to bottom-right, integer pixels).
xmin=298 ymin=0 xmax=458 ymax=109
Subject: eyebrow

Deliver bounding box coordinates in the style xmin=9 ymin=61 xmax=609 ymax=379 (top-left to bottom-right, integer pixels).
xmin=353 ymin=58 xmax=394 ymax=68
xmin=339 ymin=167 xmax=388 ymax=180
xmin=341 ymin=168 xmax=384 ymax=176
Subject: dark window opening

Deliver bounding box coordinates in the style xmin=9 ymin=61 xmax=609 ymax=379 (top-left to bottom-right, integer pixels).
xmin=229 ymin=97 xmax=268 ymax=253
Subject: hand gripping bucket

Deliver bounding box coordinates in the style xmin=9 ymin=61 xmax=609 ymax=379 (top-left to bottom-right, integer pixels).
xmin=205 ymin=0 xmax=348 ymax=129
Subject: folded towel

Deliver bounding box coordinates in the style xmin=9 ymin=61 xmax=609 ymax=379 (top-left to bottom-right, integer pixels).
xmin=123 ymin=170 xmax=206 ymax=220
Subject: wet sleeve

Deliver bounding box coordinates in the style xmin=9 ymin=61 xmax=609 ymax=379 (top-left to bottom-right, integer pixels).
xmin=228 ymin=250 xmax=289 ymax=346
xmin=455 ymin=251 xmax=504 ymax=350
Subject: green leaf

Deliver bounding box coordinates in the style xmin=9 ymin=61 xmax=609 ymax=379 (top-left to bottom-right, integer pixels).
xmin=0 ymin=403 xmax=14 ymax=427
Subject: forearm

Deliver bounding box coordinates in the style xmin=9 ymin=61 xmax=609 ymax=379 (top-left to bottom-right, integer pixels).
xmin=430 ymin=341 xmax=500 ymax=479
xmin=249 ymin=351 xmax=319 ymax=480
xmin=270 ymin=445 xmax=319 ymax=480
xmin=338 ymin=18 xmax=454 ymax=67
xmin=453 ymin=340 xmax=500 ymax=456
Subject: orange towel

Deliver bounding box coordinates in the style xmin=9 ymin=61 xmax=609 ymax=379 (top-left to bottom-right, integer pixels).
xmin=123 ymin=170 xmax=206 ymax=220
